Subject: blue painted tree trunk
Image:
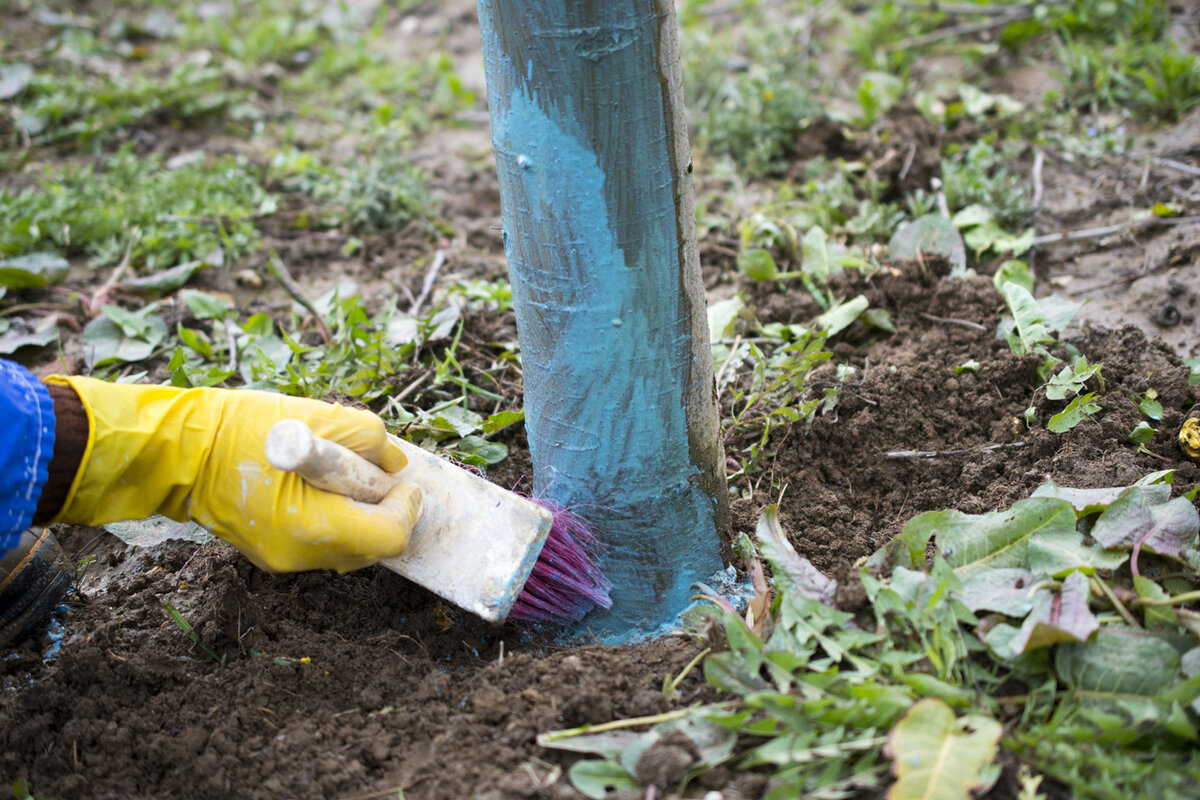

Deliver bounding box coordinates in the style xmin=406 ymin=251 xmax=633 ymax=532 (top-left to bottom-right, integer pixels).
xmin=476 ymin=1 xmax=729 ymax=640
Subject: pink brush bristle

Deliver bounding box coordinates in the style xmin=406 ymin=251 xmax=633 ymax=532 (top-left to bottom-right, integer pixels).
xmin=507 ymin=501 xmax=613 ymax=626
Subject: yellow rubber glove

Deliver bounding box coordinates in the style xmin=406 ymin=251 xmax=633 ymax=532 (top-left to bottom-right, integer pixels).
xmin=45 ymin=376 xmax=421 ymax=573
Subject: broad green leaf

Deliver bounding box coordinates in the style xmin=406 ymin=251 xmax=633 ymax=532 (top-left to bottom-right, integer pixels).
xmin=1134 ymin=575 xmax=1178 ymax=629
xmin=0 ymin=316 xmax=59 ymax=355
xmin=907 ymin=497 xmax=1077 ymax=577
xmin=1056 ymin=628 xmax=1181 ymax=697
xmin=1135 ymin=391 xmax=1163 ymax=421
xmin=83 ymin=310 xmax=168 ymax=368
xmin=124 ymin=259 xmax=208 ymax=293
xmin=707 ymin=295 xmax=745 ymax=341
xmin=1045 ymin=358 xmax=1101 ymax=401
xmin=755 ymin=507 xmax=836 ymax=604
xmin=568 ymin=760 xmax=637 ymax=799
xmin=951 ymin=204 xmax=994 ymax=229
xmin=900 ymin=673 xmax=976 ymax=707
xmin=1027 ymin=528 xmax=1128 ymax=576
xmin=0 ymin=253 xmax=69 ymax=289
xmin=738 ymin=248 xmax=779 ymax=282
xmin=888 ymin=215 xmax=967 ymax=276
xmin=1128 ymin=421 xmax=1156 ymax=445
xmin=885 ymin=698 xmax=1002 ymax=800
xmin=1184 ymin=357 xmax=1200 ymax=386
xmin=801 ymin=226 xmax=836 ymax=281
xmin=480 ymin=409 xmax=524 ymax=436
xmin=1090 ymin=486 xmax=1200 ymax=560
xmin=1001 ymin=283 xmax=1054 ymax=356
xmin=1030 ymin=478 xmax=1163 ymax=517
xmin=446 ymin=435 xmax=507 ymax=467
xmin=814 ymin=294 xmax=868 ymax=336
xmin=618 ymin=716 xmax=736 ymax=778
xmin=861 ymin=307 xmax=896 ymax=333
xmin=992 ymin=260 xmax=1033 ymax=294
xmin=1009 ymin=571 xmax=1098 ymax=654
xmin=0 ymin=63 xmax=33 ymax=100
xmin=1047 ymin=392 xmax=1100 ymax=433
xmin=538 ymin=731 xmax=638 ymax=759
xmin=181 ymin=289 xmax=234 ymax=320
xmin=954 ymin=567 xmax=1048 ymax=616
xmin=954 ymin=359 xmax=980 ymax=374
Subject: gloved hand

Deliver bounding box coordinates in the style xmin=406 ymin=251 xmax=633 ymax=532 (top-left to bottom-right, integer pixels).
xmin=45 ymin=376 xmax=421 ymax=573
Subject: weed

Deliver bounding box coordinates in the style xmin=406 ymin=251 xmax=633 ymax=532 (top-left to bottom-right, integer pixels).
xmin=546 ymin=472 xmax=1200 ymax=798
xmin=1 ymin=146 xmax=274 ymax=269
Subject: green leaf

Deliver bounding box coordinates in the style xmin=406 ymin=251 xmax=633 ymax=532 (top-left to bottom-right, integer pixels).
xmin=738 ymin=248 xmax=779 ymax=282
xmin=888 ymin=215 xmax=967 ymax=276
xmin=1056 ymin=628 xmax=1181 ymax=697
xmin=954 ymin=359 xmax=980 ymax=374
xmin=885 ymin=698 xmax=1002 ymax=800
xmin=1135 ymin=391 xmax=1163 ymax=421
xmin=955 ymin=568 xmax=1049 ymax=617
xmin=707 ymin=295 xmax=745 ymax=341
xmin=124 ymin=258 xmax=209 ymax=293
xmin=1009 ymin=571 xmax=1098 ymax=654
xmin=446 ymin=435 xmax=507 ymax=467
xmin=83 ymin=307 xmax=168 ymax=368
xmin=908 ymin=497 xmax=1077 ymax=577
xmin=814 ymin=294 xmax=869 ymax=336
xmin=801 ymin=226 xmax=837 ymax=282
xmin=480 ymin=409 xmax=524 ymax=436
xmin=0 ymin=316 xmax=59 ymax=355
xmin=181 ymin=289 xmax=234 ymax=320
xmin=992 ymin=260 xmax=1033 ymax=294
xmin=1001 ymin=283 xmax=1055 ymax=356
xmin=1027 ymin=527 xmax=1128 ymax=577
xmin=0 ymin=63 xmax=33 ymax=100
xmin=1090 ymin=485 xmax=1200 ymax=560
xmin=755 ymin=507 xmax=836 ymax=604
xmin=1129 ymin=421 xmax=1156 ymax=445
xmin=568 ymin=760 xmax=637 ymax=799
xmin=0 ymin=253 xmax=70 ymax=289
xmin=1045 ymin=358 xmax=1101 ymax=401
xmin=1031 ymin=479 xmax=1131 ymax=517
xmin=1184 ymin=357 xmax=1200 ymax=386
xmin=951 ymin=204 xmax=994 ymax=229
xmin=1047 ymin=392 xmax=1100 ymax=433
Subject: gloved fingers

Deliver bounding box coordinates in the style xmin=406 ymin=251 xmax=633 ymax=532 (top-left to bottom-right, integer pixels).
xmin=292 ymin=479 xmax=423 ymax=571
xmin=275 ymin=395 xmax=408 ymax=474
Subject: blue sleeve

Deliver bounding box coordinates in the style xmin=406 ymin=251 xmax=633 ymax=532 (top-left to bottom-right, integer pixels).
xmin=1 ymin=360 xmax=56 ymax=554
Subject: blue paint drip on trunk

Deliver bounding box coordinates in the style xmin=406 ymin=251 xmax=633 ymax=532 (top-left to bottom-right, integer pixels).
xmin=477 ymin=1 xmax=725 ymax=640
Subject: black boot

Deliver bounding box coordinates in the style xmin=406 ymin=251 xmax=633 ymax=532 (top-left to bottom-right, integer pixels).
xmin=0 ymin=529 xmax=73 ymax=649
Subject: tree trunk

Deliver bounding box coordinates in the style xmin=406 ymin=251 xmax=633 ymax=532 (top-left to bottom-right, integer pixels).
xmin=476 ymin=0 xmax=729 ymax=640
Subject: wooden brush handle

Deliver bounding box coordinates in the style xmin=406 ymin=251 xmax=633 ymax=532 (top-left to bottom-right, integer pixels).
xmin=264 ymin=419 xmax=396 ymax=504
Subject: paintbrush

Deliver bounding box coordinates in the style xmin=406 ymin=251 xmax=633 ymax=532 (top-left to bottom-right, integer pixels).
xmin=264 ymin=419 xmax=611 ymax=625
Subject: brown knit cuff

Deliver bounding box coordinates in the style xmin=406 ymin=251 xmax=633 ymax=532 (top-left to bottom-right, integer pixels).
xmin=33 ymin=382 xmax=90 ymax=525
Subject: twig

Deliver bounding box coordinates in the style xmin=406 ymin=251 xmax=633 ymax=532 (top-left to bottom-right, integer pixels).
xmin=919 ymin=312 xmax=987 ymax=331
xmin=1091 ymin=576 xmax=1139 ymax=628
xmin=884 ymin=12 xmax=1027 ymax=52
xmin=885 ymin=442 xmax=1026 ymax=459
xmin=1151 ymin=156 xmax=1200 ymax=177
xmin=266 ymin=252 xmax=332 ymax=343
xmin=1030 ymin=149 xmax=1045 ymax=209
xmin=715 ymin=334 xmax=743 ymax=401
xmin=409 ymin=249 xmax=446 ymax=316
xmin=893 ymin=0 xmax=1065 ymax=16
xmin=931 ymin=177 xmax=951 ymax=219
xmin=394 ymin=370 xmax=431 ymax=403
xmin=1033 ymin=215 xmax=1200 ymax=246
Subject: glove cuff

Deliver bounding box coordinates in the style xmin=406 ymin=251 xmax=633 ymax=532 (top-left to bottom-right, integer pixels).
xmin=33 ymin=382 xmax=89 ymax=525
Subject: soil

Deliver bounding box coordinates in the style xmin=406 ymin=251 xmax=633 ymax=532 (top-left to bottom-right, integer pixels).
xmin=2 ymin=2 xmax=1200 ymax=799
